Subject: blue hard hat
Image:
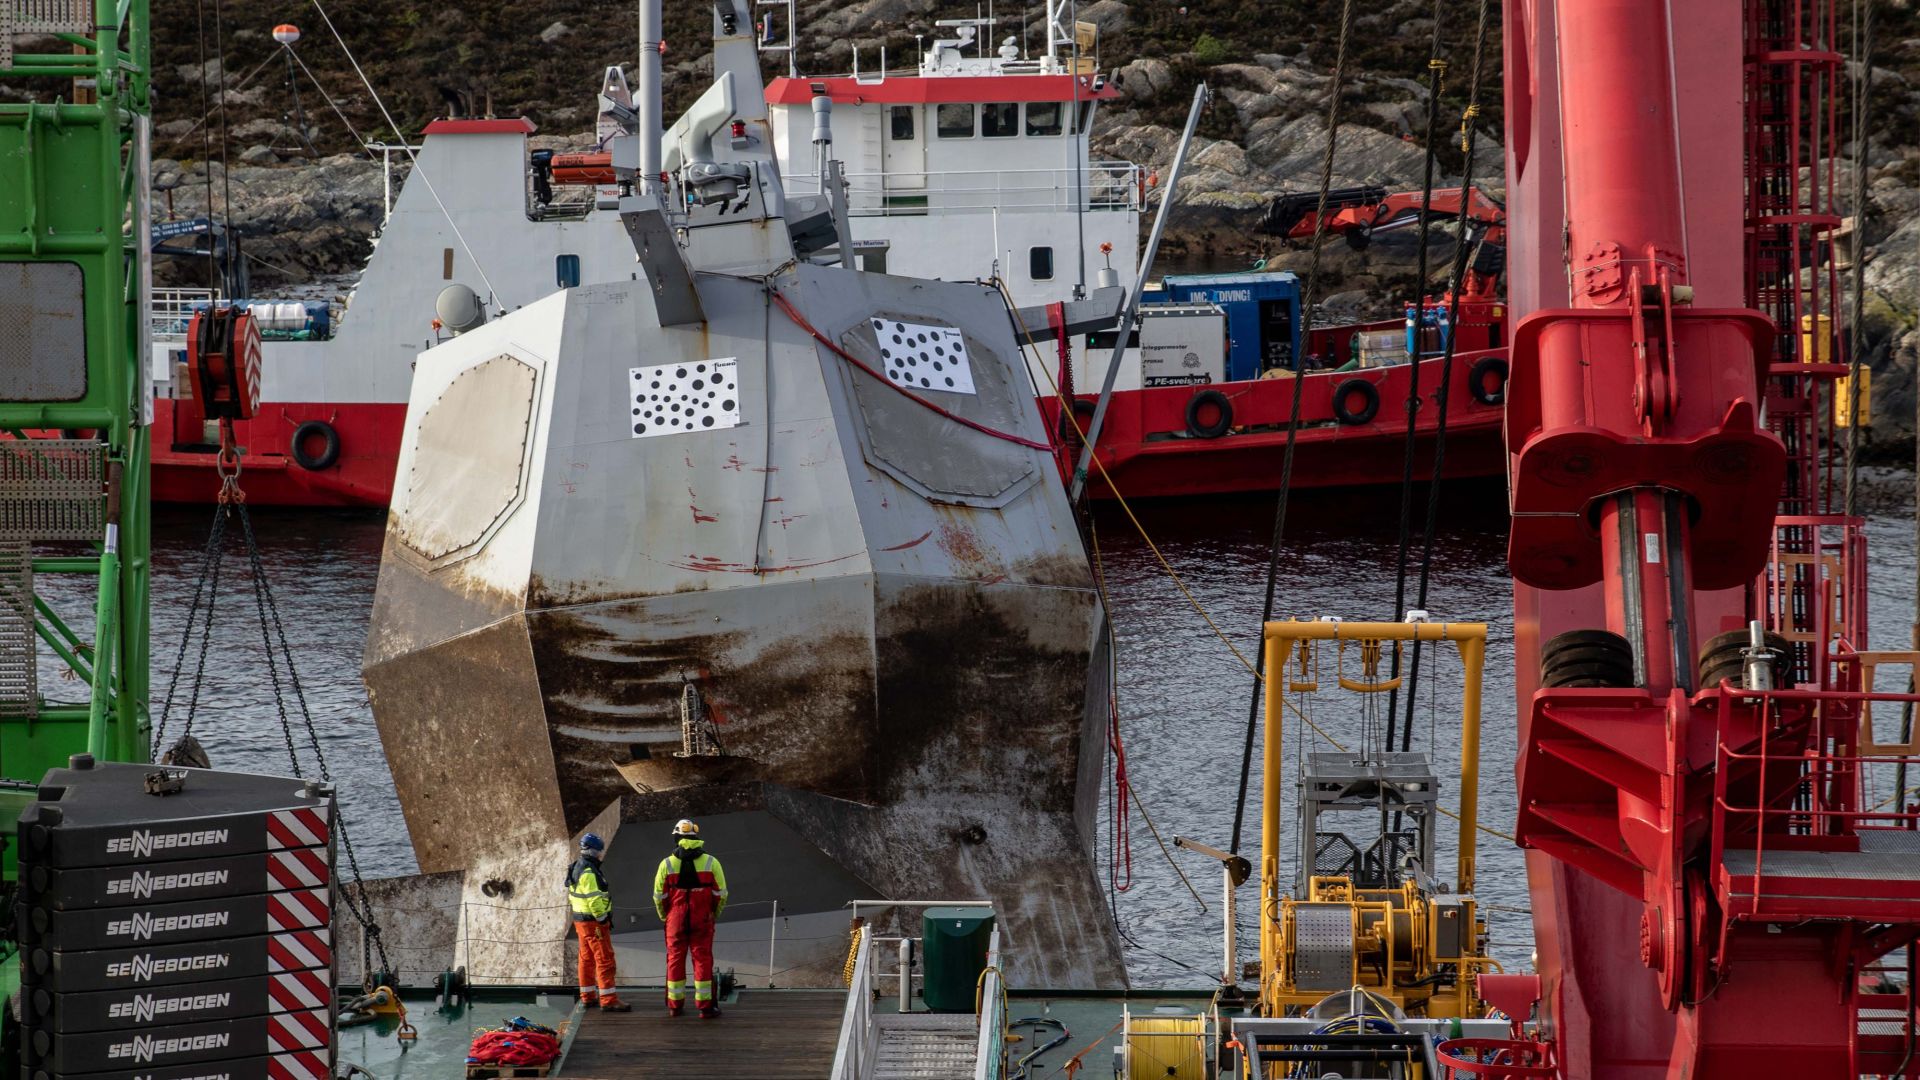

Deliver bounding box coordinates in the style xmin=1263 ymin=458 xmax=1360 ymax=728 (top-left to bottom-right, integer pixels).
xmin=580 ymin=832 xmax=605 ymax=852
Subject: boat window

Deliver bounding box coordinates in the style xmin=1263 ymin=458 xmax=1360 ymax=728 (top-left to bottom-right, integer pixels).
xmin=937 ymin=104 xmax=976 ymax=138
xmin=981 ymin=102 xmax=1019 ymax=138
xmin=556 ymin=254 xmax=581 ymax=289
xmin=1030 ymin=246 xmax=1055 ymax=281
xmin=890 ymin=106 xmax=916 ymax=140
xmin=1025 ymin=102 xmax=1064 ymax=136
xmin=1075 ymin=101 xmax=1094 ymax=133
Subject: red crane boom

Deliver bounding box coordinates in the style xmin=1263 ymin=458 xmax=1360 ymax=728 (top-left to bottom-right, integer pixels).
xmin=1496 ymin=1 xmax=1908 ymax=1076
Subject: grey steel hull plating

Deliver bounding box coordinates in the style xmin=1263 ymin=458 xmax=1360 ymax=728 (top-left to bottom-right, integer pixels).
xmin=363 ymin=265 xmax=1125 ymax=987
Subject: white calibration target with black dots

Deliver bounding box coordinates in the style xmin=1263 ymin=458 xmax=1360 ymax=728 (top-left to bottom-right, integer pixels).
xmin=629 ymin=358 xmax=741 ymax=438
xmin=871 ymin=318 xmax=976 ymax=395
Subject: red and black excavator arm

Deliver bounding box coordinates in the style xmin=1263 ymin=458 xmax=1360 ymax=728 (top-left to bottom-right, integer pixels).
xmin=1263 ymin=184 xmax=1506 ymax=248
xmin=1263 ymin=185 xmax=1506 ymax=300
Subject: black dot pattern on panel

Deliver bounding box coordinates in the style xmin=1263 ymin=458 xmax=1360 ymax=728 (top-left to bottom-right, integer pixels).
xmin=868 ymin=318 xmax=976 ymax=395
xmin=627 ymin=359 xmax=742 ymax=438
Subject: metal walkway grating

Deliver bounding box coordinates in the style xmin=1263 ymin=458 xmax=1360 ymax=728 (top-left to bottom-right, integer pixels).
xmin=1 ymin=1 xmax=95 ymax=67
xmin=872 ymin=1014 xmax=979 ymax=1080
xmin=0 ymin=438 xmax=105 ymax=542
xmin=0 ymin=540 xmax=35 ymax=720
xmin=1724 ymin=829 xmax=1920 ymax=883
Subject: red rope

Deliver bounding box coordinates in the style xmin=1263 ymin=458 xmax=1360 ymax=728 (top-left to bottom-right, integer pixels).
xmin=467 ymin=1030 xmax=561 ymax=1067
xmin=1109 ymin=693 xmax=1133 ymax=892
xmin=769 ymin=290 xmax=1052 ymax=452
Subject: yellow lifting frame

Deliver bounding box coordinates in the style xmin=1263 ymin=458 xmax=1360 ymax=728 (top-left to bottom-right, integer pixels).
xmin=1258 ymin=620 xmax=1489 ymax=995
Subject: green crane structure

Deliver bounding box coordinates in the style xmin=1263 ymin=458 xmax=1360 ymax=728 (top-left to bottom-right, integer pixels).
xmin=0 ymin=0 xmax=154 ymax=861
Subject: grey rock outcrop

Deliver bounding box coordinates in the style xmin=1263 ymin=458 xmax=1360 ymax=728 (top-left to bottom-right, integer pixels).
xmin=151 ymin=153 xmax=383 ymax=284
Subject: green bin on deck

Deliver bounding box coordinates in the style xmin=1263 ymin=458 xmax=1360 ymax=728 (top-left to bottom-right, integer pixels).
xmin=921 ymin=906 xmax=996 ymax=1012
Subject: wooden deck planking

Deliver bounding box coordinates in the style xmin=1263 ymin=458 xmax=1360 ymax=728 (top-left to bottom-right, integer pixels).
xmin=559 ymin=990 xmax=848 ymax=1079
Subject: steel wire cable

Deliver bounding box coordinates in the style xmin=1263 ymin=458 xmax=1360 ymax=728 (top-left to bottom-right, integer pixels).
xmin=1844 ymin=0 xmax=1874 ymax=519
xmin=1399 ymin=0 xmax=1493 ymax=748
xmin=993 ymin=283 xmax=1515 ymax=846
xmin=1230 ymin=0 xmax=1359 ymax=858
xmin=1384 ymin=1 xmax=1449 ymax=748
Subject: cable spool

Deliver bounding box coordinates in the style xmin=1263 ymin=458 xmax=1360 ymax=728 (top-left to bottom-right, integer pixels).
xmin=1123 ymin=1014 xmax=1207 ymax=1080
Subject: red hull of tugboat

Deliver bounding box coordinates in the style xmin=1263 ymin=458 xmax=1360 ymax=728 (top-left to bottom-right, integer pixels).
xmin=1046 ymin=349 xmax=1507 ymax=499
xmin=141 ymin=351 xmax=1504 ymax=508
xmin=147 ymin=401 xmax=404 ymax=507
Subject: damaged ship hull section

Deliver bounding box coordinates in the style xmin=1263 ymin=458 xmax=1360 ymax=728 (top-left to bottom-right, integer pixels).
xmin=364 ymin=266 xmax=1125 ymax=987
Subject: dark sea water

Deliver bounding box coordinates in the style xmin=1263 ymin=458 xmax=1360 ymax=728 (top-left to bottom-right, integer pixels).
xmin=77 ymin=490 xmax=1918 ymax=988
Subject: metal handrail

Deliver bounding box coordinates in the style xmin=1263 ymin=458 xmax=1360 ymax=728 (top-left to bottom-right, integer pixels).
xmin=1708 ymin=676 xmax=1920 ymax=917
xmin=786 ymin=162 xmax=1143 ymax=215
xmin=974 ymin=928 xmax=1005 ymax=1080
xmin=828 ymin=926 xmax=876 ymax=1080
xmin=151 ymin=286 xmax=217 ymax=341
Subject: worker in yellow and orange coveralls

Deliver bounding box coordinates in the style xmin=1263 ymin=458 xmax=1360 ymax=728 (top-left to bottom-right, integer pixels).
xmin=566 ymin=832 xmax=630 ymax=1012
xmin=653 ymin=819 xmax=729 ymax=1018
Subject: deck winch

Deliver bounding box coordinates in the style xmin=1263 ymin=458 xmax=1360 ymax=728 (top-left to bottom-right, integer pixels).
xmin=1258 ymin=620 xmax=1493 ymax=1021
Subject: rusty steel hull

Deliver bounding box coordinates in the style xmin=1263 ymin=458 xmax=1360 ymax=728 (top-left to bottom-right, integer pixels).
xmin=363 ymin=266 xmax=1126 ymax=988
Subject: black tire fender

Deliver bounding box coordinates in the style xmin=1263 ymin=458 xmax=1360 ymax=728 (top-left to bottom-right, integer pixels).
xmin=1469 ymin=355 xmax=1509 ymax=406
xmin=1058 ymin=398 xmax=1098 ymax=446
xmin=1332 ymin=378 xmax=1380 ymax=426
xmin=1184 ymin=388 xmax=1234 ymax=439
xmin=289 ymin=419 xmax=341 ymax=471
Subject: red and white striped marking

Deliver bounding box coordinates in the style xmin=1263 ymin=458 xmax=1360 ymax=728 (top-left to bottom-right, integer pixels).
xmin=267 ymin=847 xmax=332 ymax=891
xmin=268 ymin=968 xmax=332 ymax=1013
xmin=268 ymin=1008 xmax=331 ymax=1053
xmin=267 ymin=1051 xmax=331 ymax=1080
xmin=267 ymin=928 xmax=331 ymax=972
xmin=268 ymin=888 xmax=332 ymax=931
xmin=267 ymin=807 xmax=330 ymax=850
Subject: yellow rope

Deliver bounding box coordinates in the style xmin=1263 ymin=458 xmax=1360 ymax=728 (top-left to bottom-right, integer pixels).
xmin=993 ymin=282 xmax=1516 ymax=849
xmin=841 ymin=923 xmax=864 ymax=986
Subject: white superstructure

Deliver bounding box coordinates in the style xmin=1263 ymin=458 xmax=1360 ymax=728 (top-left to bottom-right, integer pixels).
xmin=146 ymin=8 xmax=1142 ymax=504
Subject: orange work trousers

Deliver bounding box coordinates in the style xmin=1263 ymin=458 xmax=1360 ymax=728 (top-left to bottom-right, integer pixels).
xmin=574 ymin=919 xmax=618 ymax=1000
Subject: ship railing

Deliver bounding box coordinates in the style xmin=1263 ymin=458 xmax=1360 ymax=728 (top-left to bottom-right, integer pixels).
xmin=151 ymin=286 xmax=217 ymax=342
xmin=829 ymin=923 xmax=878 ymax=1080
xmin=786 ymin=161 xmax=1143 ymax=216
xmin=1707 ymin=664 xmax=1920 ymax=922
xmin=1757 ymin=514 xmax=1867 ymax=685
xmin=974 ymin=928 xmax=1006 ymax=1080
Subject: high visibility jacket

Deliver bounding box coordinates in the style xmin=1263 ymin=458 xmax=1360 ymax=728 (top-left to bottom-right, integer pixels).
xmin=652 ymin=841 xmax=728 ymax=920
xmin=566 ymin=855 xmax=613 ymax=923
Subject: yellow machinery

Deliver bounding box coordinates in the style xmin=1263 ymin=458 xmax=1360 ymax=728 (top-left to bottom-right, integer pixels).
xmin=1257 ymin=619 xmax=1497 ymax=1019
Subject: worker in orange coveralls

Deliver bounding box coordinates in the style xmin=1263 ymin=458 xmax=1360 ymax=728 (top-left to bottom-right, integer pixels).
xmin=653 ymin=819 xmax=729 ymax=1018
xmin=566 ymin=832 xmax=630 ymax=1012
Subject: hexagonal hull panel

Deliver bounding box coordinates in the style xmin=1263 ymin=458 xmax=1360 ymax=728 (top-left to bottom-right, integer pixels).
xmin=364 ymin=265 xmax=1125 ymax=986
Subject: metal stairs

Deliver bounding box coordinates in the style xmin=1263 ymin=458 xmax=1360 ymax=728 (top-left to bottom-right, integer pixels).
xmin=870 ymin=1014 xmax=979 ymax=1080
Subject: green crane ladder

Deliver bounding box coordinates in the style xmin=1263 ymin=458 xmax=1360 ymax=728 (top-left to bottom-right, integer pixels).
xmin=0 ymin=0 xmax=154 ymax=850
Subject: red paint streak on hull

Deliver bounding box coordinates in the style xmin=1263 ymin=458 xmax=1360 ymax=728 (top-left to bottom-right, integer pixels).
xmin=149 ymin=400 xmax=406 ymax=508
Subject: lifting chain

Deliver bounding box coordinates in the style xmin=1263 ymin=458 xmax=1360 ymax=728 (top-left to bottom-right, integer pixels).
xmin=152 ymin=451 xmax=394 ymax=987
